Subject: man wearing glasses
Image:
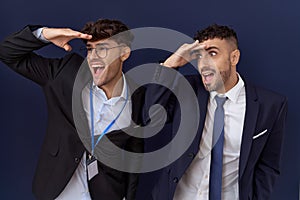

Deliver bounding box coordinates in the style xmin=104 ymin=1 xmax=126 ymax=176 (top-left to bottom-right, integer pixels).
xmin=0 ymin=19 xmax=144 ymax=200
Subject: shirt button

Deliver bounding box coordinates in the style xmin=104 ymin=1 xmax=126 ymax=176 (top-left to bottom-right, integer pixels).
xmin=74 ymin=157 xmax=80 ymax=163
xmin=205 ymin=174 xmax=208 ymax=179
xmin=173 ymin=177 xmax=179 ymax=183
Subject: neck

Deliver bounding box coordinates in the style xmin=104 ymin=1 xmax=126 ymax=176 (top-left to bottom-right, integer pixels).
xmin=224 ymin=72 xmax=238 ymax=93
xmin=101 ymin=75 xmax=124 ymax=99
xmin=216 ymin=72 xmax=238 ymax=94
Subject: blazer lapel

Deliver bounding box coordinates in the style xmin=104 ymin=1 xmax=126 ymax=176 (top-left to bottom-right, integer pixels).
xmin=126 ymin=75 xmax=146 ymax=126
xmin=72 ymin=59 xmax=93 ymax=150
xmin=196 ymin=84 xmax=209 ymax=151
xmin=239 ymin=81 xmax=260 ymax=179
xmin=188 ymin=76 xmax=209 ymax=153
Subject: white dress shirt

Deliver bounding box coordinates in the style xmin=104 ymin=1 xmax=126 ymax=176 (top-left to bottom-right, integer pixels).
xmin=56 ymin=74 xmax=132 ymax=199
xmin=174 ymin=73 xmax=246 ymax=200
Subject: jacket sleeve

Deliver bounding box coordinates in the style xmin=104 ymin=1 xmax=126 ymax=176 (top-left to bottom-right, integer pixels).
xmin=143 ymin=64 xmax=180 ymax=126
xmin=0 ymin=25 xmax=69 ymax=86
xmin=253 ymin=97 xmax=288 ymax=199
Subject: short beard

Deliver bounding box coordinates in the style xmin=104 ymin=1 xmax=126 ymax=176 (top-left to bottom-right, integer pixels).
xmin=204 ymin=65 xmax=231 ymax=92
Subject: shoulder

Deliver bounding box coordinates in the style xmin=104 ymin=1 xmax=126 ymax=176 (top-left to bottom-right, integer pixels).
xmin=61 ymin=52 xmax=84 ymax=65
xmin=244 ymin=78 xmax=287 ymax=106
xmin=57 ymin=52 xmax=85 ymax=73
xmin=51 ymin=53 xmax=85 ymax=80
xmin=184 ymin=73 xmax=205 ymax=92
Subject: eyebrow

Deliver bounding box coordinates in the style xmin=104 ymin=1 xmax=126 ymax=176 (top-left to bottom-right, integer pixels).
xmin=86 ymin=43 xmax=110 ymax=47
xmin=206 ymin=46 xmax=219 ymax=51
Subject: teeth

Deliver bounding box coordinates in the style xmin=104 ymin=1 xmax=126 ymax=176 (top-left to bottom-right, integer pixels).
xmin=92 ymin=65 xmax=104 ymax=68
xmin=202 ymin=72 xmax=213 ymax=76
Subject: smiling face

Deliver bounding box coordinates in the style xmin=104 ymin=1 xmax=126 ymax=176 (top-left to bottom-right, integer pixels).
xmin=197 ymin=38 xmax=240 ymax=93
xmin=80 ymin=19 xmax=133 ymax=98
xmin=86 ymin=39 xmax=130 ymax=93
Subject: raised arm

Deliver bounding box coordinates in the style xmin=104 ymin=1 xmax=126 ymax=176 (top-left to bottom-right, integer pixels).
xmin=0 ymin=25 xmax=91 ymax=85
xmin=144 ymin=41 xmax=204 ymax=126
xmin=161 ymin=40 xmax=204 ymax=68
xmin=42 ymin=27 xmax=91 ymax=51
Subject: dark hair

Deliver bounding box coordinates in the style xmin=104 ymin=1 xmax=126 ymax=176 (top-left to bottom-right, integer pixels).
xmin=193 ymin=24 xmax=238 ymax=48
xmin=81 ymin=19 xmax=134 ymax=47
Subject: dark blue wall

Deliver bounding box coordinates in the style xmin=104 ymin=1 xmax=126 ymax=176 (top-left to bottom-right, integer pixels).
xmin=0 ymin=0 xmax=299 ymax=199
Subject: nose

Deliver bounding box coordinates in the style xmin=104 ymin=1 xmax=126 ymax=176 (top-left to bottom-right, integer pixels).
xmin=197 ymin=53 xmax=213 ymax=67
xmin=89 ymin=48 xmax=98 ymax=59
xmin=197 ymin=57 xmax=208 ymax=70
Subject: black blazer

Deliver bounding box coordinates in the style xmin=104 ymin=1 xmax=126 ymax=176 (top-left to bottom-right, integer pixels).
xmin=0 ymin=26 xmax=144 ymax=200
xmin=146 ymin=66 xmax=288 ymax=200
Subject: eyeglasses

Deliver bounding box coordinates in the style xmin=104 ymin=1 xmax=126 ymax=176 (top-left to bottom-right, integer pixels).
xmin=82 ymin=44 xmax=124 ymax=58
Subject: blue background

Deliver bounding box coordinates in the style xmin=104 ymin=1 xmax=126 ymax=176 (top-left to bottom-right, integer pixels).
xmin=0 ymin=0 xmax=299 ymax=199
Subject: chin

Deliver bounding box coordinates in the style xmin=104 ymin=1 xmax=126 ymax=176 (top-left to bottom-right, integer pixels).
xmin=93 ymin=79 xmax=103 ymax=87
xmin=204 ymin=84 xmax=213 ymax=92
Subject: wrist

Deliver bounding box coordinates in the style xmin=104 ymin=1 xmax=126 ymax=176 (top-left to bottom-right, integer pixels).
xmin=32 ymin=27 xmax=50 ymax=43
xmin=41 ymin=27 xmax=50 ymax=41
xmin=160 ymin=60 xmax=178 ymax=68
xmin=39 ymin=27 xmax=50 ymax=43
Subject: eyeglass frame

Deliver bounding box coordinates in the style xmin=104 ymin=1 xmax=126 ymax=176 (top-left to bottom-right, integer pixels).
xmin=81 ymin=44 xmax=125 ymax=58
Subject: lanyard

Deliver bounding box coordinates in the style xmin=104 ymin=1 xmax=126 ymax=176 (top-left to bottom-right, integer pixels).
xmin=89 ymin=81 xmax=128 ymax=156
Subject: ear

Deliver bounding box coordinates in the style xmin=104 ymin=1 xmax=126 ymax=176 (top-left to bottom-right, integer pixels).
xmin=230 ymin=49 xmax=240 ymax=66
xmin=120 ymin=46 xmax=131 ymax=62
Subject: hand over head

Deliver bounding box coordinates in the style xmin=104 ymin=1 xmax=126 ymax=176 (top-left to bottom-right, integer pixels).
xmin=162 ymin=40 xmax=206 ymax=68
xmin=42 ymin=28 xmax=92 ymax=51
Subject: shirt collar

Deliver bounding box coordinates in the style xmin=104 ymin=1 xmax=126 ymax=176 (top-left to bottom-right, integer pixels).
xmin=210 ymin=73 xmax=245 ymax=103
xmin=119 ymin=73 xmax=128 ymax=100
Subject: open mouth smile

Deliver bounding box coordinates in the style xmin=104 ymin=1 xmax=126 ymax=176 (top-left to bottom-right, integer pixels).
xmin=201 ymin=69 xmax=216 ymax=83
xmin=90 ymin=63 xmax=105 ymax=75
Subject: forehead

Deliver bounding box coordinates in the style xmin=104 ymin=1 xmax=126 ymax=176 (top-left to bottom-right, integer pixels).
xmin=200 ymin=38 xmax=231 ymax=50
xmin=86 ymin=38 xmax=118 ymax=46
